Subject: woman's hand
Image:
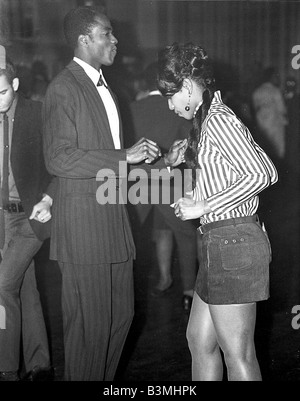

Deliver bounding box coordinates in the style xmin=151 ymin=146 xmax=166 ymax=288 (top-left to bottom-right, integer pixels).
xmin=164 ymin=139 xmax=188 ymax=167
xmin=171 ymin=197 xmax=211 ymax=221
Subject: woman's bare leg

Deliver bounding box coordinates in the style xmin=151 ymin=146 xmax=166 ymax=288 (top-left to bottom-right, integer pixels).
xmin=186 ymin=293 xmax=223 ymax=381
xmin=209 ymin=302 xmax=261 ymax=381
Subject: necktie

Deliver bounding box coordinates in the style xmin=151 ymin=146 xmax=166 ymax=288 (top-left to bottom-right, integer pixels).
xmin=0 ymin=113 xmax=9 ymax=249
xmin=97 ymin=74 xmax=107 ymax=88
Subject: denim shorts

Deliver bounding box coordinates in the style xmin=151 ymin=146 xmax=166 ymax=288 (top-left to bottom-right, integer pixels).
xmin=195 ymin=215 xmax=271 ymax=305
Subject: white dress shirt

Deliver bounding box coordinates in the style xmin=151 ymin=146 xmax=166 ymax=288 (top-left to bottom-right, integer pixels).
xmin=74 ymin=57 xmax=121 ymax=149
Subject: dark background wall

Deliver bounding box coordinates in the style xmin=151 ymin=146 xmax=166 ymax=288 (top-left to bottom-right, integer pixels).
xmin=0 ymin=0 xmax=299 ymax=95
xmin=1 ymin=3 xmax=300 ymax=380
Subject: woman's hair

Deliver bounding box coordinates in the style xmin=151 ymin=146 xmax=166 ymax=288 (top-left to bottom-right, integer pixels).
xmin=157 ymin=43 xmax=215 ymax=187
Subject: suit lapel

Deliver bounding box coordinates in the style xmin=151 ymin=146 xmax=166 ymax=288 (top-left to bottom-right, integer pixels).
xmin=11 ymin=95 xmax=24 ymax=147
xmin=108 ymin=87 xmax=124 ymax=148
xmin=11 ymin=95 xmax=28 ymax=166
xmin=67 ymin=61 xmax=116 ymax=149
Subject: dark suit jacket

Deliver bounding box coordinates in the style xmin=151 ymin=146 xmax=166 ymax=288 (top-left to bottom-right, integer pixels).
xmin=42 ymin=60 xmax=135 ymax=264
xmin=11 ymin=95 xmax=54 ymax=241
xmin=129 ymin=95 xmax=191 ymax=153
xmin=128 ymin=94 xmax=195 ymax=230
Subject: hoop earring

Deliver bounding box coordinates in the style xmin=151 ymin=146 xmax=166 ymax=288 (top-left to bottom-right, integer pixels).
xmin=185 ymin=93 xmax=191 ymax=111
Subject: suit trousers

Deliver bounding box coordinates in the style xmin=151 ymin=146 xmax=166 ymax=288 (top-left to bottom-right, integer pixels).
xmin=59 ymin=258 xmax=134 ymax=381
xmin=0 ymin=212 xmax=50 ymax=372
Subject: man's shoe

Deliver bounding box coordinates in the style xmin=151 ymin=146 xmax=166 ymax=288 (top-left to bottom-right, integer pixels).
xmin=0 ymin=371 xmax=19 ymax=381
xmin=22 ymin=366 xmax=55 ymax=381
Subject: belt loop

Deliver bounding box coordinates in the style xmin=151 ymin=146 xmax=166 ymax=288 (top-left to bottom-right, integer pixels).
xmin=4 ymin=201 xmax=23 ymax=213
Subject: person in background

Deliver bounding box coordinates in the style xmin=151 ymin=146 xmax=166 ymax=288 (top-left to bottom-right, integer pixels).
xmin=128 ymin=62 xmax=198 ymax=312
xmin=158 ymin=42 xmax=278 ymax=381
xmin=284 ymin=76 xmax=300 ymax=178
xmin=42 ymin=7 xmax=184 ymax=381
xmin=252 ymin=67 xmax=288 ymax=171
xmin=0 ymin=49 xmax=55 ymax=381
xmin=30 ymin=60 xmax=49 ymax=102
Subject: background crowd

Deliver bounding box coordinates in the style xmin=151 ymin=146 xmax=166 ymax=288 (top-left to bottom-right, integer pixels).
xmin=0 ymin=0 xmax=300 ymax=382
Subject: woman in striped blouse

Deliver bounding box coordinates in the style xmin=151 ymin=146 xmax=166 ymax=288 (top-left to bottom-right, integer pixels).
xmin=158 ymin=43 xmax=278 ymax=381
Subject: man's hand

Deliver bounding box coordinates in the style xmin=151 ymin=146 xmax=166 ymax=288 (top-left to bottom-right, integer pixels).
xmin=29 ymin=195 xmax=52 ymax=223
xmin=126 ymin=138 xmax=162 ymax=164
xmin=164 ymin=139 xmax=188 ymax=167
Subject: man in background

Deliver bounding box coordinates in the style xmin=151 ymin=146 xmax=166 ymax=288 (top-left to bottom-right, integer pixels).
xmin=252 ymin=67 xmax=288 ymax=167
xmin=0 ymin=49 xmax=54 ymax=381
xmin=128 ymin=62 xmax=199 ymax=312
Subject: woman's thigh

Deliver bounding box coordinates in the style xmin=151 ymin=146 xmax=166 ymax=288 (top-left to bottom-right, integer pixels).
xmin=187 ymin=292 xmax=218 ymax=352
xmin=209 ymin=302 xmax=257 ymax=356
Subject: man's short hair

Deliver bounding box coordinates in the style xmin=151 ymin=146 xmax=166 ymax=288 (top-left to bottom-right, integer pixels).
xmin=0 ymin=58 xmax=16 ymax=84
xmin=64 ymin=6 xmax=104 ymax=50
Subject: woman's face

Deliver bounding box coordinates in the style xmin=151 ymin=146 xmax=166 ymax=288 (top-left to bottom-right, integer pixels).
xmin=167 ymin=79 xmax=203 ymax=120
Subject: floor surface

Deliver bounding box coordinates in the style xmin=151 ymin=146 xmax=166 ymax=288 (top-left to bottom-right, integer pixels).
xmin=34 ymin=169 xmax=300 ymax=382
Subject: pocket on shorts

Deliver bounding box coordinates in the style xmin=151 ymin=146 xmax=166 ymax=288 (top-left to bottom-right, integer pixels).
xmin=219 ymin=234 xmax=252 ymax=271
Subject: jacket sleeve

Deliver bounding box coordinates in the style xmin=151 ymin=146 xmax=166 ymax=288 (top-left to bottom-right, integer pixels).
xmin=42 ymin=79 xmax=127 ymax=180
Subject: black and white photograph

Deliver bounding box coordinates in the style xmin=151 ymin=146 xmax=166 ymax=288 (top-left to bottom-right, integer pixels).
xmin=0 ymin=0 xmax=300 ymax=387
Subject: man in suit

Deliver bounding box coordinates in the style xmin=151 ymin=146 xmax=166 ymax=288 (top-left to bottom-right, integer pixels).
xmin=0 ymin=53 xmax=55 ymax=381
xmin=42 ymin=6 xmax=172 ymax=381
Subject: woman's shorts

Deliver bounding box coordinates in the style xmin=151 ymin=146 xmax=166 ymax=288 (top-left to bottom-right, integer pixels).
xmin=195 ymin=215 xmax=271 ymax=305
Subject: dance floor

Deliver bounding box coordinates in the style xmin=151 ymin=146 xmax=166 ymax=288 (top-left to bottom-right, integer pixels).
xmin=34 ymin=171 xmax=300 ymax=382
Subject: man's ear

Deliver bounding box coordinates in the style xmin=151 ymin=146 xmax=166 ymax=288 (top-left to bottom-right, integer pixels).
xmin=78 ymin=35 xmax=89 ymax=47
xmin=12 ymin=77 xmax=19 ymax=92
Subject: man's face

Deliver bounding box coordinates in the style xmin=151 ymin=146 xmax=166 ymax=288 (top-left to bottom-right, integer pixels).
xmin=0 ymin=75 xmax=18 ymax=113
xmin=86 ymin=15 xmax=118 ymax=69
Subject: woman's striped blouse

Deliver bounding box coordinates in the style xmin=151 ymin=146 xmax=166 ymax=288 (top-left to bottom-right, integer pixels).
xmin=193 ymin=91 xmax=278 ymax=225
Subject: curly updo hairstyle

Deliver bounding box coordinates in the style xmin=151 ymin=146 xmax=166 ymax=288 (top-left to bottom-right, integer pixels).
xmin=157 ymin=43 xmax=215 ymax=187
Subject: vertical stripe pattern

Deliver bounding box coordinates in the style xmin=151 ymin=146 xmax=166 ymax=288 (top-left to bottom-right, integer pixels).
xmin=59 ymin=260 xmax=134 ymax=381
xmin=194 ymin=91 xmax=278 ymax=225
xmin=42 ymin=62 xmax=136 ymax=264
